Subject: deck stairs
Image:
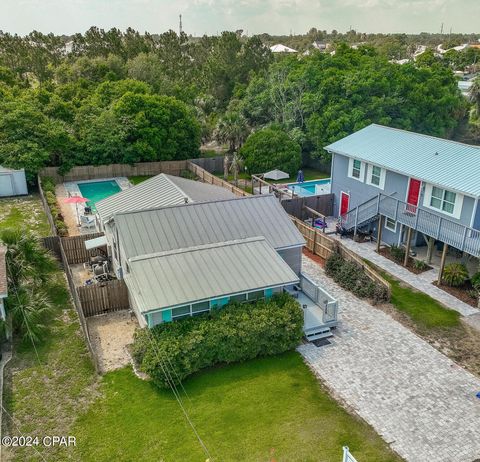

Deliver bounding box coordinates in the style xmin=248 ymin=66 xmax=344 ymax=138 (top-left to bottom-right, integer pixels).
xmin=340 ymin=193 xmax=480 ymax=258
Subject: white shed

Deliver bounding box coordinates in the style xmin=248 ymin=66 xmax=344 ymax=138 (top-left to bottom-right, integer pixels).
xmin=0 ymin=166 xmax=28 ymax=197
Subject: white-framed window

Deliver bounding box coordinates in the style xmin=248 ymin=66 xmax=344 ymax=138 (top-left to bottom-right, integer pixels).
xmin=385 ymin=217 xmax=397 ymax=232
xmin=366 ymin=164 xmax=386 ymax=189
xmin=348 ymin=158 xmax=365 ymax=182
xmin=423 ymin=184 xmax=463 ymax=219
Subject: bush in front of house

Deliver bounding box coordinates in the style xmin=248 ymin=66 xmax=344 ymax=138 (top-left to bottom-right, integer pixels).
xmin=325 ymin=251 xmax=389 ymax=303
xmin=389 ymin=244 xmax=406 ymax=263
xmin=442 ymin=263 xmax=469 ymax=287
xmin=132 ymin=293 xmax=303 ymax=389
xmin=40 ymin=176 xmax=69 ymax=236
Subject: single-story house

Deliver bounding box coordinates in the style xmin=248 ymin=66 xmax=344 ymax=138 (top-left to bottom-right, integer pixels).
xmin=0 ymin=246 xmax=7 ymax=320
xmin=0 ymin=166 xmax=28 ymax=197
xmin=326 ymin=124 xmax=480 ymax=260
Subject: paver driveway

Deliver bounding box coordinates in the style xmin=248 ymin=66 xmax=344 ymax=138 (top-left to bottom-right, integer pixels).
xmin=299 ymin=256 xmax=480 ymax=462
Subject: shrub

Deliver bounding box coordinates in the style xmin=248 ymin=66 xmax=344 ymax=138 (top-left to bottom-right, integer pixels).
xmin=325 ymin=251 xmax=389 ymax=303
xmin=442 ymin=263 xmax=469 ymax=287
xmin=471 ymin=272 xmax=480 ymax=291
xmin=389 ymin=244 xmax=405 ymax=263
xmin=413 ymin=259 xmax=428 ymax=271
xmin=132 ymin=293 xmax=304 ymax=389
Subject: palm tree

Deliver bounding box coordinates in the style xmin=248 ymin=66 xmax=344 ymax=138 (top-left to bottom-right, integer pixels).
xmin=215 ymin=110 xmax=250 ymax=180
xmin=229 ymin=151 xmax=244 ymax=187
xmin=1 ymin=229 xmax=56 ymax=342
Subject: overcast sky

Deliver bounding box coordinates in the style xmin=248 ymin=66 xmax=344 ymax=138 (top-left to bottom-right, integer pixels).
xmin=1 ymin=0 xmax=478 ymax=36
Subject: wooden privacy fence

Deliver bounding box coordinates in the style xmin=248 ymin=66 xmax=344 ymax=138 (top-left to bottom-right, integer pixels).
xmin=187 ymin=161 xmax=249 ymax=197
xmin=78 ymin=280 xmax=130 ymax=317
xmin=39 ymin=156 xmax=225 ymax=183
xmin=41 ymin=233 xmax=106 ymax=264
xmin=282 ymin=194 xmax=334 ymax=222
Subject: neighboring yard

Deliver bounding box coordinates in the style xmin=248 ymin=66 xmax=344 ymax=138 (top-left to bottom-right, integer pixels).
xmin=0 ymin=195 xmax=51 ymax=236
xmin=128 ymin=175 xmax=152 ymax=185
xmin=72 ymin=353 xmax=401 ymax=462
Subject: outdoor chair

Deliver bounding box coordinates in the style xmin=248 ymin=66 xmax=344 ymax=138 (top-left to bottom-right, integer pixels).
xmin=80 ymin=214 xmax=96 ymax=230
xmin=92 ymin=261 xmax=109 ymax=282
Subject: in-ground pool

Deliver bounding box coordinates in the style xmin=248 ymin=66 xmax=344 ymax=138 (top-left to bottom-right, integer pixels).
xmin=287 ymin=178 xmax=331 ymax=197
xmin=77 ymin=180 xmax=121 ymax=212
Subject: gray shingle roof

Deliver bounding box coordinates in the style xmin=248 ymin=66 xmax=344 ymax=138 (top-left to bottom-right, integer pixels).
xmin=115 ymin=194 xmax=305 ymax=259
xmin=325 ymin=124 xmax=480 ymax=197
xmin=96 ymin=173 xmax=235 ymax=222
xmin=124 ymin=237 xmax=299 ymax=313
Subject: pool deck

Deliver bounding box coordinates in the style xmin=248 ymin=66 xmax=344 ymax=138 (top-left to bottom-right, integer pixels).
xmin=58 ymin=177 xmax=130 ymax=236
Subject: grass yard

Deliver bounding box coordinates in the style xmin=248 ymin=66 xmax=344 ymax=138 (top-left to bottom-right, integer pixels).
xmin=128 ymin=175 xmax=152 ymax=185
xmin=71 ymin=353 xmax=401 ymax=462
xmin=0 ymin=195 xmax=51 ymax=236
xmin=271 ymin=168 xmax=330 ymax=184
xmin=382 ymin=273 xmax=460 ymax=329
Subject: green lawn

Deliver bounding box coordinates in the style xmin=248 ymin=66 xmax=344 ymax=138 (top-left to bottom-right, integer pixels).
xmin=71 ymin=353 xmax=400 ymax=462
xmin=128 ymin=175 xmax=152 ymax=185
xmin=0 ymin=194 xmax=51 ymax=236
xmin=384 ymin=274 xmax=460 ymax=329
xmin=271 ymin=168 xmax=330 ymax=184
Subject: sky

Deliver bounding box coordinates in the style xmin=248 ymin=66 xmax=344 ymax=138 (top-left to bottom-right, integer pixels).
xmin=0 ymin=0 xmax=479 ymax=36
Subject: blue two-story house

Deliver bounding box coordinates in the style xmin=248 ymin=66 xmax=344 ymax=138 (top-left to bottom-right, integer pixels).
xmin=325 ymin=124 xmax=480 ymax=261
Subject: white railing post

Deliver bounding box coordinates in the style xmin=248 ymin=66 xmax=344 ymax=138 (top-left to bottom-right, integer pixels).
xmin=354 ymin=207 xmax=359 ymax=235
xmin=436 ymin=217 xmax=442 ymax=239
xmin=461 ymin=226 xmax=468 ymax=251
xmin=376 ymin=193 xmax=381 ymax=214
xmin=394 ymin=199 xmax=399 ymax=221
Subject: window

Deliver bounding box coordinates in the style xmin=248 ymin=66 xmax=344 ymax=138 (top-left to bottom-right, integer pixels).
xmin=172 ymin=305 xmax=190 ymax=320
xmin=230 ymin=293 xmax=247 ymax=303
xmin=370 ymin=166 xmax=381 ymax=186
xmin=430 ymin=186 xmax=456 ymax=215
xmin=352 ymin=159 xmax=362 ymax=179
xmin=247 ymin=290 xmax=264 ymax=301
xmin=385 ymin=217 xmax=396 ymax=232
xmin=191 ymin=301 xmax=210 ymax=314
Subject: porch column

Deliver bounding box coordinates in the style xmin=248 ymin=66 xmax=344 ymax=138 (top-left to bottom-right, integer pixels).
xmin=426 ymin=237 xmax=435 ymax=264
xmin=376 ymin=215 xmax=384 ymax=252
xmin=437 ymin=243 xmax=448 ymax=285
xmin=404 ymin=227 xmax=413 ymax=267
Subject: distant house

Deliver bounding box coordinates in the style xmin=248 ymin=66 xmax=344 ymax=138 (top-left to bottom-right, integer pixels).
xmin=326 ymin=124 xmax=480 ymax=259
xmin=0 ymin=246 xmax=7 ymax=320
xmin=0 ymin=166 xmax=28 ymax=197
xmin=270 ymin=44 xmax=297 ymax=53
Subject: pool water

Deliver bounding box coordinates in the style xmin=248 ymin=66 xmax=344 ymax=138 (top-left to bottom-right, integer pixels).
xmin=287 ymin=179 xmax=331 ymax=197
xmin=77 ymin=180 xmax=121 ymax=212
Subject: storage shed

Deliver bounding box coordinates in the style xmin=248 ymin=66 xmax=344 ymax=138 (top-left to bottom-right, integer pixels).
xmin=0 ymin=167 xmax=28 ymax=197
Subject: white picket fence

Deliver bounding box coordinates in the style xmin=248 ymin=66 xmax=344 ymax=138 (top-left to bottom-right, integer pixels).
xmin=342 ymin=446 xmax=359 ymax=462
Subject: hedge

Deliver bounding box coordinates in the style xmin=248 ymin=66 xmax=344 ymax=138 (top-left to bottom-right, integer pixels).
xmin=132 ymin=293 xmax=304 ymax=389
xmin=40 ymin=176 xmax=69 ymax=236
xmin=325 ymin=251 xmax=388 ymax=303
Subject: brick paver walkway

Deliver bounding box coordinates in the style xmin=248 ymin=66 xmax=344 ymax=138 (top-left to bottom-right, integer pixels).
xmin=337 ymin=238 xmax=479 ymax=317
xmin=299 ymin=256 xmax=480 ymax=462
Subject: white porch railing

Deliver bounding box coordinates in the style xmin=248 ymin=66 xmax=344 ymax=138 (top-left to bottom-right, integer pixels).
xmin=300 ymin=273 xmax=338 ymax=323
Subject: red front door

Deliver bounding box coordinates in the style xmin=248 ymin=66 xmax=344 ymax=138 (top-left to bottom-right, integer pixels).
xmin=340 ymin=192 xmax=350 ymax=216
xmin=406 ymin=178 xmax=421 ymax=213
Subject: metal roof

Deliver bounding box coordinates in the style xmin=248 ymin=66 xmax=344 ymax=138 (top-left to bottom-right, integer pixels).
xmin=325 ymin=124 xmax=480 ymax=197
xmin=115 ymin=194 xmax=305 ymax=259
xmin=96 ymin=173 xmax=235 ymax=222
xmin=124 ymin=237 xmax=299 ymax=313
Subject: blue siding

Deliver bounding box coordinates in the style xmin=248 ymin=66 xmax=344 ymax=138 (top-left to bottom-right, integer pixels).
xmin=264 ymin=288 xmax=274 ymax=298
xmin=162 ymin=309 xmax=172 ymax=322
xmin=331 ymin=152 xmax=478 ymax=246
xmin=210 ymin=297 xmax=230 ymax=309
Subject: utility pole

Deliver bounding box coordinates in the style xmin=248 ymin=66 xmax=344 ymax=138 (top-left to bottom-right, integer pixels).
xmin=440 ymin=22 xmax=444 ymax=35
xmin=179 ymin=14 xmax=183 ymax=36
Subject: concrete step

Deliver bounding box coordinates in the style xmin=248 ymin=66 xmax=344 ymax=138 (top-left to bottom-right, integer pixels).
xmin=304 ymin=326 xmax=332 ymax=341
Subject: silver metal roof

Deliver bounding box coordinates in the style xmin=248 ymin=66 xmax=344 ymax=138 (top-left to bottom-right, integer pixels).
xmin=96 ymin=173 xmax=235 ymax=221
xmin=325 ymin=124 xmax=480 ymax=197
xmin=115 ymin=194 xmax=305 ymax=259
xmin=124 ymin=237 xmax=300 ymax=313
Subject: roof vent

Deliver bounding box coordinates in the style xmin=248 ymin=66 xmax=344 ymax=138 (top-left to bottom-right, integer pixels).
xmin=184 ymin=197 xmax=189 ymax=204
xmin=435 ymin=151 xmax=439 ymax=155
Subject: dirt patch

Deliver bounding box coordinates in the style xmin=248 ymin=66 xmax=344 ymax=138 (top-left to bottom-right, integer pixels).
xmin=302 ymin=248 xmax=325 ymax=267
xmin=375 ymin=301 xmax=480 ymax=377
xmin=378 ymin=247 xmax=432 ymax=274
xmin=433 ymin=280 xmax=478 ymax=308
xmin=87 ymin=310 xmax=138 ymax=373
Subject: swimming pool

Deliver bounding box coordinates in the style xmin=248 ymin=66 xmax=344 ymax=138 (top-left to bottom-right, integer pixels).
xmin=77 ymin=180 xmax=121 ymax=212
xmin=287 ymin=179 xmax=331 ymax=197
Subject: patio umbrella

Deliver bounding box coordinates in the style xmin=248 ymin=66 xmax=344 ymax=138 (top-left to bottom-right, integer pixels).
xmin=63 ymin=196 xmax=89 ymax=225
xmin=296 ymin=170 xmax=304 ymax=183
xmin=264 ymin=169 xmax=289 ymax=181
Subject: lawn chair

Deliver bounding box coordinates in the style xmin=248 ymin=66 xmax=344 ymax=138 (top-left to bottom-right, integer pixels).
xmin=80 ymin=214 xmax=96 ymax=230
xmin=92 ymin=261 xmax=109 ymax=282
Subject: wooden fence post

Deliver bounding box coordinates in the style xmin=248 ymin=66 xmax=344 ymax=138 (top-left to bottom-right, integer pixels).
xmin=404 ymin=226 xmax=412 ymax=267
xmin=438 ymin=243 xmax=448 ymax=285
xmin=376 ymin=215 xmax=383 ymax=252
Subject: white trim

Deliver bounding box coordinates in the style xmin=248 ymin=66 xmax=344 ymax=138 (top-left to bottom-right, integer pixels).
xmin=347 ymin=157 xmax=365 ymax=182
xmin=423 ymin=183 xmax=463 ymax=220
xmin=366 ymin=164 xmax=386 ymax=190
xmin=385 ymin=217 xmax=397 ymax=232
